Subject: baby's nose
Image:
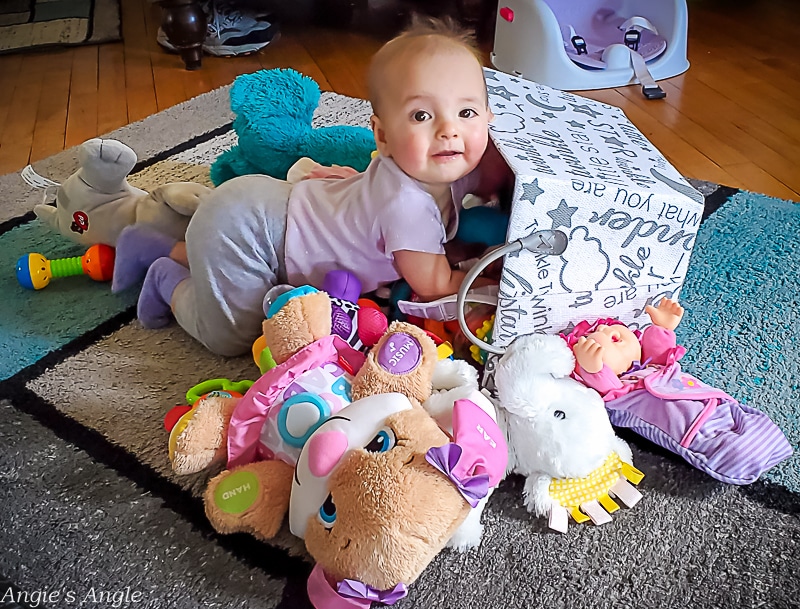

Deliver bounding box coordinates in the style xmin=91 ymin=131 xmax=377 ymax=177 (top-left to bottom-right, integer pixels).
xmin=437 ymin=121 xmax=458 ymax=139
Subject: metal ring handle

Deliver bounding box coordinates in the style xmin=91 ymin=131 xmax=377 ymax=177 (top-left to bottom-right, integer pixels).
xmin=456 ymin=241 xmax=523 ymax=356
xmin=456 ymin=229 xmax=569 ymax=356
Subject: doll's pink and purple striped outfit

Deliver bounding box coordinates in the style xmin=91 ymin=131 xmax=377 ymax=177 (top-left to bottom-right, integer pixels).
xmin=569 ymin=324 xmax=792 ymax=485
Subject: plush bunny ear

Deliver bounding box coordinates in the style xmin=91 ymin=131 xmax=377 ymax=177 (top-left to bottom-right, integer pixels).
xmin=500 ymin=334 xmax=575 ymax=378
xmin=494 ymin=334 xmax=576 ymax=419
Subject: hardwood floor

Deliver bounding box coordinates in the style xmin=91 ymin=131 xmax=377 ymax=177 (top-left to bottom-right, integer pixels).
xmin=0 ymin=0 xmax=798 ymax=201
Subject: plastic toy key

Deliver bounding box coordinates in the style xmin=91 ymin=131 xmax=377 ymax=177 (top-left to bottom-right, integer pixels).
xmin=16 ymin=243 xmax=115 ymax=290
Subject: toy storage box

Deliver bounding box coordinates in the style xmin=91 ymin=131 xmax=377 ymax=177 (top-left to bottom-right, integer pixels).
xmin=484 ymin=67 xmax=704 ymax=353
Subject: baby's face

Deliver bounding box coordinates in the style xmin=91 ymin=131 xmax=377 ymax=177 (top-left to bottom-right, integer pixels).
xmin=371 ymin=45 xmax=491 ymax=197
xmin=586 ymin=324 xmax=642 ymax=375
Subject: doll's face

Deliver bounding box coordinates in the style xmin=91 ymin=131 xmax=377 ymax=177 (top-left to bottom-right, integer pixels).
xmin=586 ymin=324 xmax=642 ymax=375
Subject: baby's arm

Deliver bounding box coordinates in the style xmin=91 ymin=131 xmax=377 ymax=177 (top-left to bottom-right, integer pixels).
xmin=393 ymin=250 xmax=495 ymax=301
xmin=302 ymin=164 xmax=360 ymax=180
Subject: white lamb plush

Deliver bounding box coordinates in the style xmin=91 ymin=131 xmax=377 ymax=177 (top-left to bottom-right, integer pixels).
xmin=493 ymin=333 xmax=644 ymax=532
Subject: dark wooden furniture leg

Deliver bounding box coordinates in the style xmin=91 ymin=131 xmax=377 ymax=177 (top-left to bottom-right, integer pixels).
xmin=157 ymin=0 xmax=207 ymax=70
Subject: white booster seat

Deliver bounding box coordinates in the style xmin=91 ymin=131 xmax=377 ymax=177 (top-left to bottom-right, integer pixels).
xmin=491 ymin=0 xmax=690 ymax=98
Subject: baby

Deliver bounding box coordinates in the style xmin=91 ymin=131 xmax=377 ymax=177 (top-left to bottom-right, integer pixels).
xmin=564 ymin=298 xmax=792 ymax=485
xmin=112 ymin=17 xmax=506 ymax=357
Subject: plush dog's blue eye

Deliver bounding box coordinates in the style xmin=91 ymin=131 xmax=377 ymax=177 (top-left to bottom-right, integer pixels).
xmin=318 ymin=494 xmax=336 ymax=527
xmin=365 ymin=428 xmax=396 ymax=453
xmin=554 ymin=410 xmax=566 ymax=420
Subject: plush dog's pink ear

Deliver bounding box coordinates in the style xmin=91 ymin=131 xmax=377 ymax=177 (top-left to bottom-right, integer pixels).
xmin=307 ymin=564 xmax=407 ymax=609
xmin=425 ymin=396 xmax=508 ymax=507
xmin=450 ymin=397 xmax=508 ymax=487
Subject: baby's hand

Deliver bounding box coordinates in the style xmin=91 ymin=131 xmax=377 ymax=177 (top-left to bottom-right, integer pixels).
xmin=302 ymin=164 xmax=359 ymax=181
xmin=645 ymin=298 xmax=684 ymax=330
xmin=573 ymin=336 xmax=605 ymax=374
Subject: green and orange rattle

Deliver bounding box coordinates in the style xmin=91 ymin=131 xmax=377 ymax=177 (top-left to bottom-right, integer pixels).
xmin=16 ymin=243 xmax=115 ymax=290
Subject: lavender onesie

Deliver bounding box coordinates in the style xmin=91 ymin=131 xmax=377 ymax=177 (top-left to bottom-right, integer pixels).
xmin=172 ymin=155 xmax=479 ymax=356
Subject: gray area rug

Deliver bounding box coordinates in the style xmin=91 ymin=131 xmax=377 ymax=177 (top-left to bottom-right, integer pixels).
xmin=0 ymin=86 xmax=798 ymax=609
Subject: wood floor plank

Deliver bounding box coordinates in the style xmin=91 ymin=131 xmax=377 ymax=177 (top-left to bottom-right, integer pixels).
xmin=182 ymin=55 xmax=218 ymax=102
xmin=144 ymin=2 xmax=188 ymax=112
xmin=215 ymin=53 xmax=266 ymax=92
xmin=122 ymin=0 xmax=158 ymax=123
xmin=206 ymin=51 xmax=260 ymax=91
xmin=65 ymin=46 xmax=100 ymax=150
xmin=689 ymin=1 xmax=795 ymax=62
xmin=29 ymin=49 xmax=74 ymax=163
xmin=296 ymin=27 xmax=383 ymax=99
xmin=151 ymin=55 xmax=190 ymax=112
xmin=683 ymin=61 xmax=800 ymax=147
xmin=657 ymin=79 xmax=800 ymax=194
xmin=0 ymin=54 xmax=24 ymax=152
xmin=97 ymin=43 xmax=130 ymax=136
xmin=604 ymin=81 xmax=751 ymax=169
xmin=230 ymin=50 xmax=267 ymax=82
xmin=0 ymin=53 xmax=50 ymax=172
xmin=257 ymin=32 xmax=332 ymax=91
xmin=724 ymin=162 xmax=800 ymax=201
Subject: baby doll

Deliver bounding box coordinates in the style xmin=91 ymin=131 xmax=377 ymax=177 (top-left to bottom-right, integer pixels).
xmin=564 ymin=298 xmax=792 ymax=485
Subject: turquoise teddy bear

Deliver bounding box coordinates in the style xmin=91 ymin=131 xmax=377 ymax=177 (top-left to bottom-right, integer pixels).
xmin=210 ymin=68 xmax=376 ymax=185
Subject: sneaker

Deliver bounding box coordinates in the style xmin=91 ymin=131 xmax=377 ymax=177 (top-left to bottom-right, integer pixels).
xmin=156 ymin=5 xmax=278 ymax=57
xmin=203 ymin=5 xmax=278 ymax=56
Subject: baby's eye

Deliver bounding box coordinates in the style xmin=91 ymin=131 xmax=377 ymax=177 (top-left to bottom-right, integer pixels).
xmin=413 ymin=110 xmax=431 ymax=122
xmin=365 ymin=428 xmax=396 ymax=453
xmin=459 ymin=108 xmax=478 ymax=119
xmin=318 ymin=494 xmax=336 ymax=528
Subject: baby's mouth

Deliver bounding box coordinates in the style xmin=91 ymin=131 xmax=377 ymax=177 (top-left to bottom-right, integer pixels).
xmin=433 ymin=150 xmax=462 ymax=158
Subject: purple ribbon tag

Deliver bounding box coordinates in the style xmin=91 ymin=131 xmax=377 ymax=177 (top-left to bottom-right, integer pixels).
xmin=337 ymin=580 xmax=408 ymax=605
xmin=425 ymin=443 xmax=490 ymax=508
xmin=624 ymin=358 xmax=650 ymax=374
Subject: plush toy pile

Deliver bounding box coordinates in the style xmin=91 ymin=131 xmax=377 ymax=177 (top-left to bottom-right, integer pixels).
xmin=168 ymin=287 xmax=507 ymax=608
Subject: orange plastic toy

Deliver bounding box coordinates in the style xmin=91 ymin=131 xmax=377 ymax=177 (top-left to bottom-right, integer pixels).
xmin=16 ymin=243 xmax=115 ymax=290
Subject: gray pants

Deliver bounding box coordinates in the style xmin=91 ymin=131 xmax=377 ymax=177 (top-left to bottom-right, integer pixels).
xmin=173 ymin=174 xmax=290 ymax=357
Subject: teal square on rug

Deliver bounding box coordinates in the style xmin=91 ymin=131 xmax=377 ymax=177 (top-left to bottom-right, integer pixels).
xmin=0 ymin=220 xmax=137 ymax=380
xmin=677 ymin=190 xmax=800 ymax=491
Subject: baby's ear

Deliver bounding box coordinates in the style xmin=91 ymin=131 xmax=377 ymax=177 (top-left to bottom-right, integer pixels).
xmin=370 ymin=115 xmax=390 ymax=157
